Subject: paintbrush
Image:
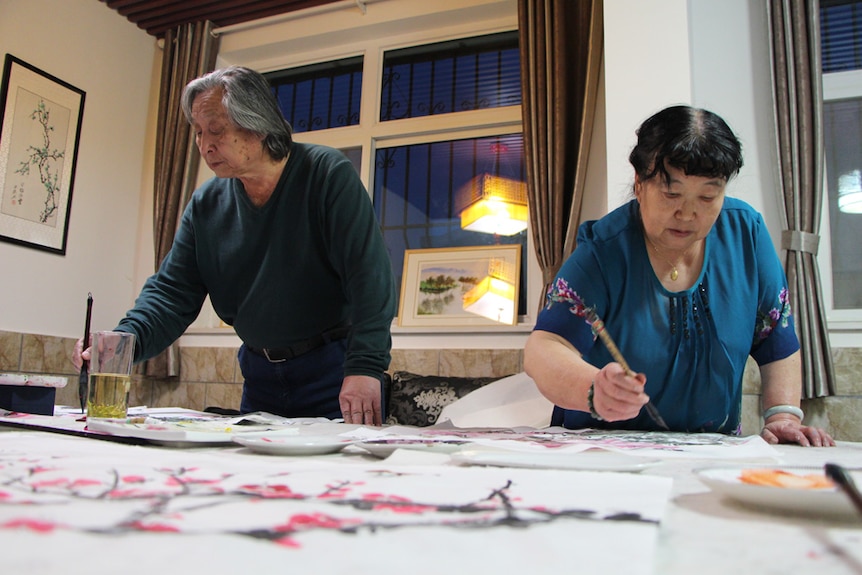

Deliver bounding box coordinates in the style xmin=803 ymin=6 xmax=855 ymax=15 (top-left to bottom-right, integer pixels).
xmin=79 ymin=292 xmax=93 ymax=414
xmin=824 ymin=463 xmax=862 ymax=518
xmin=585 ymin=308 xmax=670 ymax=431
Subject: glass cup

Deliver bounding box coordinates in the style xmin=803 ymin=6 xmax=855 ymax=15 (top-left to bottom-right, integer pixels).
xmin=87 ymin=331 xmax=136 ymax=420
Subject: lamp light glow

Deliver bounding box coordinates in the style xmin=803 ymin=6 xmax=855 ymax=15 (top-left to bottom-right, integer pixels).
xmin=457 ymin=174 xmax=528 ymax=235
xmin=462 ymin=258 xmax=517 ymax=324
xmin=838 ymin=170 xmax=862 ymax=214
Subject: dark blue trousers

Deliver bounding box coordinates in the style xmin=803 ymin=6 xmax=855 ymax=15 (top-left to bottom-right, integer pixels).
xmin=238 ymin=339 xmax=347 ymax=419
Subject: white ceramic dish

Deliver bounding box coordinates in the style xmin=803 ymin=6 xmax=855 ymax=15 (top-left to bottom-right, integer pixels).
xmin=695 ymin=466 xmax=862 ymax=520
xmin=355 ymin=438 xmax=471 ymax=458
xmin=451 ymin=448 xmax=660 ymax=472
xmin=232 ymin=434 xmax=355 ymax=456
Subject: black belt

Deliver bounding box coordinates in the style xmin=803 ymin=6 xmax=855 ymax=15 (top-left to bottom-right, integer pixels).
xmin=247 ymin=323 xmax=351 ymax=363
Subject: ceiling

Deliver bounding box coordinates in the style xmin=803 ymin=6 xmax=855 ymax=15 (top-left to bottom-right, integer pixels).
xmin=101 ymin=0 xmax=344 ymax=38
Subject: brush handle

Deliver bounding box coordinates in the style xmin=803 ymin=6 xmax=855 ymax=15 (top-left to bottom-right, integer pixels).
xmin=591 ymin=318 xmax=633 ymax=374
xmin=589 ymin=311 xmax=669 ymax=430
xmin=82 ymin=293 xmax=93 ymax=369
xmin=825 ymin=463 xmax=862 ymax=517
xmin=79 ymin=293 xmax=93 ymax=413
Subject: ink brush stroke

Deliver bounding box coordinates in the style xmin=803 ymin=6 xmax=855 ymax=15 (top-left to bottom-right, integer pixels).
xmin=586 ymin=308 xmax=670 ymax=431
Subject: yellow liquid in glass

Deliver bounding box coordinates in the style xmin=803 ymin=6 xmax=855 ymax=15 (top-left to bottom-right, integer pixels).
xmin=87 ymin=373 xmax=131 ymax=419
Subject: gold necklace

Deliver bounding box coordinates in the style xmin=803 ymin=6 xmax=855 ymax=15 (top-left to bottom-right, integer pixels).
xmin=646 ymin=235 xmax=682 ymax=281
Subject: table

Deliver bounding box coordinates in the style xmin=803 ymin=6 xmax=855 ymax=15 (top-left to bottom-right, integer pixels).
xmin=652 ymin=443 xmax=862 ymax=574
xmin=1 ymin=416 xmax=860 ymax=575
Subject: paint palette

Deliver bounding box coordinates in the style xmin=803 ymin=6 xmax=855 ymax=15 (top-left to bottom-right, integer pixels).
xmin=695 ymin=466 xmax=861 ymax=519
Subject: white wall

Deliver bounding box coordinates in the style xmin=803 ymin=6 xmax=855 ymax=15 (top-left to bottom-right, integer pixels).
xmin=688 ymin=0 xmax=783 ymax=248
xmin=0 ymin=0 xmax=157 ymax=338
xmin=603 ymin=0 xmax=692 ymax=209
xmin=603 ymin=0 xmax=784 ymax=273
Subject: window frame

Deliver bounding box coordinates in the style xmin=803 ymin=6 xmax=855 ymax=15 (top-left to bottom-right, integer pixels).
xmin=820 ymin=68 xmax=862 ymax=332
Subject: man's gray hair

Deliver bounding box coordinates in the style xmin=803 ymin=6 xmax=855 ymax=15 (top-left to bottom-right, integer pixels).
xmin=181 ymin=66 xmax=292 ymax=161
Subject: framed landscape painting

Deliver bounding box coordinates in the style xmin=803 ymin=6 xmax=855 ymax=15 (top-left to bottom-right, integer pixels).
xmin=398 ymin=245 xmax=521 ymax=328
xmin=0 ymin=54 xmax=86 ymax=254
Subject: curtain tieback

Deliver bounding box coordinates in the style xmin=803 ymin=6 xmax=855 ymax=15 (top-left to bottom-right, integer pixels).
xmin=781 ymin=230 xmax=820 ymax=255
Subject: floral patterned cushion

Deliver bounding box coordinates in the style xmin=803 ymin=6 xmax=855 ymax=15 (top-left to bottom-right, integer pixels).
xmin=384 ymin=370 xmax=504 ymax=426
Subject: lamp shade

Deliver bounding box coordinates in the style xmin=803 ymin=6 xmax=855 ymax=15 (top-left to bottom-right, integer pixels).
xmin=457 ymin=174 xmax=528 ymax=235
xmin=462 ymin=258 xmax=517 ymax=324
xmin=838 ymin=170 xmax=862 ymax=214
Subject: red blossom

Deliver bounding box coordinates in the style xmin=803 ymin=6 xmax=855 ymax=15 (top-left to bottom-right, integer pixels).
xmin=122 ymin=475 xmax=147 ymax=483
xmin=361 ymin=493 xmax=433 ymax=514
xmin=30 ymin=478 xmax=70 ymax=488
xmin=128 ymin=521 xmax=180 ymax=532
xmin=372 ymin=503 xmax=433 ymax=514
xmin=318 ymin=488 xmax=350 ymax=499
xmin=363 ymin=493 xmax=410 ymax=502
xmin=274 ymin=513 xmax=358 ymax=533
xmin=107 ymin=488 xmax=163 ymax=498
xmin=274 ymin=536 xmax=302 ymax=548
xmin=2 ymin=518 xmax=57 ymax=532
xmin=239 ymin=483 xmax=302 ymax=499
xmin=69 ymin=478 xmax=103 ymax=487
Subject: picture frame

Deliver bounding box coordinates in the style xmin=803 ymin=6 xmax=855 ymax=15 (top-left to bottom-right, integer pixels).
xmin=398 ymin=244 xmax=521 ymax=328
xmin=0 ymin=54 xmax=86 ymax=255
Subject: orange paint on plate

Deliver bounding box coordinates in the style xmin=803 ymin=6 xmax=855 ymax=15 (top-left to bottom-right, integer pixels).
xmin=739 ymin=469 xmax=834 ymax=489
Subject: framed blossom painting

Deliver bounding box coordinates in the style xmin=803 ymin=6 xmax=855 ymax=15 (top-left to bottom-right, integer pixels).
xmin=0 ymin=54 xmax=86 ymax=255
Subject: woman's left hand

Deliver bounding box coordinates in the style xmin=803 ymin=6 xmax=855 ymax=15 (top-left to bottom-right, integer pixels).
xmin=761 ymin=417 xmax=835 ymax=447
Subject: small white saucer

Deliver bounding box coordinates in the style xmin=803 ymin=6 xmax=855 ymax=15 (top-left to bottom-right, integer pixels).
xmin=232 ymin=434 xmax=354 ymax=456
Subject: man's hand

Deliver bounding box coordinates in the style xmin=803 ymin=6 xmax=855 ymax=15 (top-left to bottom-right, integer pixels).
xmin=339 ymin=374 xmax=383 ymax=426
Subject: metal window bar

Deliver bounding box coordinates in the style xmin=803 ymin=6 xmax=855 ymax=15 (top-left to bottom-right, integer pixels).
xmin=380 ymin=31 xmax=519 ymax=121
xmin=265 ymin=57 xmax=363 ymax=133
xmin=821 ymin=0 xmax=862 ymax=72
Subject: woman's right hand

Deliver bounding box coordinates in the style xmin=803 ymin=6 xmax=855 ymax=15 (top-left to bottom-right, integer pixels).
xmin=590 ymin=362 xmax=650 ymax=422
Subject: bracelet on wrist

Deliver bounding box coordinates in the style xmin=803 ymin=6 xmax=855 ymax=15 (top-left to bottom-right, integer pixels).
xmin=762 ymin=404 xmax=804 ymax=421
xmin=587 ymin=381 xmax=604 ymax=421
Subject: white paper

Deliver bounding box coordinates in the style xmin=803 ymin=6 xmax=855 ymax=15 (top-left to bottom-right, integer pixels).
xmin=0 ymin=431 xmax=671 ymax=575
xmin=0 ymin=373 xmax=68 ymax=388
xmin=436 ymin=372 xmax=554 ymax=428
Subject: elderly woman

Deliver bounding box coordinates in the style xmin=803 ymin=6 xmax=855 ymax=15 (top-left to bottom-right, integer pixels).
xmin=525 ymin=105 xmax=833 ymax=446
xmin=75 ymin=66 xmax=395 ymax=425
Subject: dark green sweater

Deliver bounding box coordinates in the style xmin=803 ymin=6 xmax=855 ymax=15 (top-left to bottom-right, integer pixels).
xmin=117 ymin=143 xmax=396 ymax=378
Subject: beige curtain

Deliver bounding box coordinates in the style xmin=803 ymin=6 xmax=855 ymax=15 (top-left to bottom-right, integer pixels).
xmin=768 ymin=0 xmax=836 ymax=398
xmin=142 ymin=21 xmax=220 ymax=378
xmin=518 ymin=0 xmax=603 ymax=311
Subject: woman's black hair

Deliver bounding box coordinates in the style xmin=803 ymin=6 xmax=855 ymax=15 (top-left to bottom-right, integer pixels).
xmin=628 ymin=105 xmax=744 ymax=184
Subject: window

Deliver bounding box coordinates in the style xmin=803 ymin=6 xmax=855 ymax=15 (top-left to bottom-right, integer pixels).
xmin=265 ymin=57 xmax=363 ymax=133
xmin=821 ymin=0 xmax=862 ymax=320
xmin=373 ymin=133 xmax=527 ymax=315
xmin=380 ymin=32 xmax=521 ymax=120
xmin=267 ymin=29 xmax=528 ymax=321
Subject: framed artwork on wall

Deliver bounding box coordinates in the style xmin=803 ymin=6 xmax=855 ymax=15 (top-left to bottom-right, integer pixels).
xmin=0 ymin=54 xmax=86 ymax=255
xmin=398 ymin=244 xmax=521 ymax=328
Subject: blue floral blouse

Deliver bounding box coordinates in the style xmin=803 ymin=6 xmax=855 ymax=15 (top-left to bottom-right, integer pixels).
xmin=534 ymin=197 xmax=799 ymax=434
